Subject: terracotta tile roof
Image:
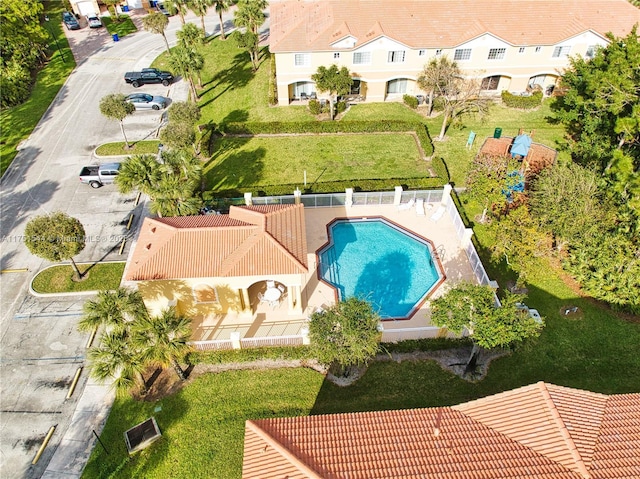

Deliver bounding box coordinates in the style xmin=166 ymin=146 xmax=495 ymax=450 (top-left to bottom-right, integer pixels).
xmin=242 ymin=382 xmax=640 ymax=479
xmin=125 ymin=204 xmax=308 ymax=281
xmin=269 ymin=0 xmax=640 ymax=52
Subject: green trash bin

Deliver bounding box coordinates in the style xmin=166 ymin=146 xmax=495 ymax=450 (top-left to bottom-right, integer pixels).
xmin=493 ymin=127 xmax=502 ymax=139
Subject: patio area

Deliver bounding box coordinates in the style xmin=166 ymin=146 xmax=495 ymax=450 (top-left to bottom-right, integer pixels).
xmin=189 ymin=191 xmax=481 ymax=347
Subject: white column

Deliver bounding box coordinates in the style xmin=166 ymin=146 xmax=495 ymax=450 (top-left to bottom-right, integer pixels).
xmin=301 ymin=326 xmax=310 ymax=345
xmin=393 ymin=186 xmax=403 ymax=206
xmin=462 ymin=228 xmax=474 ymax=247
xmin=230 ymin=332 xmax=241 ymax=349
xmin=239 ymin=288 xmax=252 ymax=319
xmin=441 ymin=184 xmax=452 ymax=205
xmin=345 ymin=188 xmax=353 ymax=207
xmin=244 ymin=192 xmax=252 ymax=206
xmin=294 ymin=188 xmax=301 ymax=204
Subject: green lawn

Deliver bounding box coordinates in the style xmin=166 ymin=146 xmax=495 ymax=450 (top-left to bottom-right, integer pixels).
xmin=205 ymin=133 xmax=426 ymax=190
xmin=95 ymin=140 xmax=161 ymax=157
xmin=102 ymin=15 xmax=138 ymax=38
xmin=0 ymin=2 xmax=76 ymax=176
xmin=31 ymin=262 xmax=125 ymax=294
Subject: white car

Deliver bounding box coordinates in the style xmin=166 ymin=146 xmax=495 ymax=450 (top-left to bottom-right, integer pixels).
xmin=86 ymin=14 xmax=102 ymax=28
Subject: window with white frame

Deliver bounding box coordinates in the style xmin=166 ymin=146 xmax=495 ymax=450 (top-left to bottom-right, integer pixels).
xmin=518 ymin=47 xmax=525 ymax=54
xmin=387 ymin=50 xmax=406 ymax=63
xmin=333 ymin=52 xmax=340 ymax=59
xmin=294 ymin=53 xmax=310 ymax=66
xmin=418 ymin=49 xmax=426 ymax=56
xmin=535 ymin=46 xmax=542 ymax=53
xmin=353 ymin=51 xmax=371 ymax=64
xmin=435 ymin=49 xmax=442 ymax=56
xmin=487 ymin=48 xmax=506 ymax=60
xmin=585 ymin=45 xmax=597 ymax=58
xmin=454 ymin=48 xmax=472 ymax=61
xmin=552 ymin=46 xmax=571 ymax=58
xmin=387 ymin=78 xmax=408 ymax=94
xmin=192 ymin=284 xmax=218 ymax=303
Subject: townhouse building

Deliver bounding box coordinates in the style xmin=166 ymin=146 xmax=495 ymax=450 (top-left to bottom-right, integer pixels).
xmin=269 ymin=0 xmax=640 ymax=105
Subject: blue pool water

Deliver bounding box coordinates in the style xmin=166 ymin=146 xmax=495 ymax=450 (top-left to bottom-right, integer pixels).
xmin=317 ymin=218 xmax=443 ymax=319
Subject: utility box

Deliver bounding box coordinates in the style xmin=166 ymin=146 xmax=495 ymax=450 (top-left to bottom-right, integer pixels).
xmin=493 ymin=127 xmax=502 ymax=139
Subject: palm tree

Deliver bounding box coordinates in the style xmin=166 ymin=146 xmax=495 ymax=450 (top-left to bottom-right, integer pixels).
xmin=167 ymin=0 xmax=188 ymax=24
xmin=78 ymin=287 xmax=148 ymax=334
xmin=115 ymin=154 xmax=161 ymax=197
xmin=177 ymin=22 xmax=204 ymax=50
xmin=212 ymin=0 xmax=231 ymax=40
xmin=152 ymin=176 xmax=203 ymax=217
xmin=88 ymin=329 xmax=148 ymax=397
xmin=168 ymin=45 xmax=204 ymax=100
xmin=234 ymin=0 xmax=266 ymax=35
xmin=132 ymin=307 xmax=193 ymax=380
xmin=188 ymin=0 xmax=212 ymax=38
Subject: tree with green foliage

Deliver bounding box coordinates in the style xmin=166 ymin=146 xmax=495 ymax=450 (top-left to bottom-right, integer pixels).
xmin=160 ymin=121 xmax=197 ymax=151
xmin=0 ymin=0 xmax=49 ymax=107
xmin=167 ymin=0 xmax=188 ymax=24
xmin=309 ymin=297 xmax=381 ymax=379
xmin=311 ymin=64 xmax=353 ymax=120
xmin=133 ymin=307 xmax=192 ymax=380
xmin=103 ymin=0 xmax=122 ymax=20
xmin=529 ymin=163 xmax=613 ymax=249
xmin=88 ymin=329 xmax=148 ymax=397
xmin=167 ymin=101 xmax=201 ymax=124
xmin=431 ymin=283 xmax=543 ymax=373
xmin=24 ymin=212 xmax=86 ymax=280
xmin=168 ymin=45 xmax=204 ymax=99
xmin=212 ymin=0 xmax=231 ymax=40
xmin=417 ymin=56 xmax=458 ymax=117
xmin=141 ymin=11 xmax=171 ymax=53
xmin=234 ymin=0 xmax=266 ymax=70
xmin=552 ymin=27 xmax=640 ymax=213
xmin=188 ymin=0 xmax=211 ymax=38
xmin=78 ymin=288 xmax=148 ymax=333
xmin=177 ymin=22 xmax=204 ymax=50
xmin=115 ymin=154 xmax=161 ymax=197
xmin=116 ymin=150 xmax=203 ymax=217
xmin=99 ymin=94 xmax=135 ymax=148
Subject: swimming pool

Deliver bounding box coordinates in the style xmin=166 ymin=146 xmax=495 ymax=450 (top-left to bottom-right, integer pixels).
xmin=317 ymin=218 xmax=444 ymax=319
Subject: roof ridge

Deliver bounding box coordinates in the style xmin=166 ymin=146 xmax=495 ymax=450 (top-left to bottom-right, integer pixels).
xmin=537 ymin=382 xmax=593 ymax=479
xmin=245 ymin=420 xmax=324 ymax=479
xmin=264 ymin=232 xmax=309 ymax=272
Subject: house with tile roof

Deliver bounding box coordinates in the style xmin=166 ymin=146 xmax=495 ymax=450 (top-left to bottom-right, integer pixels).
xmin=242 ymin=381 xmax=640 ymax=478
xmin=269 ymin=0 xmax=640 ymax=105
xmin=124 ymin=204 xmax=309 ymax=336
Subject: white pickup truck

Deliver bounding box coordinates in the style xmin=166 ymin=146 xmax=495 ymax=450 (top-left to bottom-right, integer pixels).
xmin=79 ymin=163 xmax=121 ymax=188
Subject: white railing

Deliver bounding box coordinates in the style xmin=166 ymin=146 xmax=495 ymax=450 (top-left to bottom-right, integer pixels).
xmin=191 ymin=334 xmax=305 ymax=351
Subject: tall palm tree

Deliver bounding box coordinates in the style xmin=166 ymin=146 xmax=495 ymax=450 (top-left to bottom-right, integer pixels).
xmin=168 ymin=45 xmax=204 ymax=100
xmin=167 ymin=0 xmax=188 ymax=24
xmin=212 ymin=0 xmax=231 ymax=40
xmin=152 ymin=176 xmax=203 ymax=217
xmin=177 ymin=22 xmax=204 ymax=50
xmin=78 ymin=287 xmax=148 ymax=334
xmin=234 ymin=0 xmax=266 ymax=35
xmin=132 ymin=307 xmax=193 ymax=380
xmin=115 ymin=154 xmax=161 ymax=197
xmin=188 ymin=0 xmax=212 ymax=38
xmin=88 ymin=329 xmax=148 ymax=397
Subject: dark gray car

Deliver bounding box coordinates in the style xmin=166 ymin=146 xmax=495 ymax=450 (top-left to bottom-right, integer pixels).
xmin=62 ymin=11 xmax=80 ymax=30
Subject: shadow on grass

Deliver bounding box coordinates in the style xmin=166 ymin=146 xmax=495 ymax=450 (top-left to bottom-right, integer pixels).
xmin=199 ymin=51 xmax=255 ymax=109
xmin=204 ymin=139 xmax=266 ymax=194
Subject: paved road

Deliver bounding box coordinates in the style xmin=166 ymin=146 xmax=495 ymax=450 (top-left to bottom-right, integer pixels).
xmin=0 ymin=8 xmax=244 ymax=479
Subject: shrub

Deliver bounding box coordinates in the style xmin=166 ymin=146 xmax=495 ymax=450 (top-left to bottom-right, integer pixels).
xmin=432 ymin=96 xmax=446 ymax=112
xmin=403 ymin=94 xmax=418 ymax=109
xmin=268 ymin=53 xmax=278 ymax=106
xmin=501 ymin=90 xmax=543 ymax=109
xmin=336 ymin=100 xmax=347 ymax=114
xmin=308 ymin=99 xmax=322 ymax=115
xmin=160 ymin=121 xmax=196 ymax=150
xmin=431 ymin=156 xmax=450 ymax=183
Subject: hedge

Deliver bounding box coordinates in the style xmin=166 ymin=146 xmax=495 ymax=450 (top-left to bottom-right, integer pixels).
xmin=501 ymin=90 xmax=543 ymax=109
xmin=431 ymin=156 xmax=450 ymax=184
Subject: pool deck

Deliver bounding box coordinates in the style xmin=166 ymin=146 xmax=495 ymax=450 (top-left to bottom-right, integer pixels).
xmin=191 ymin=201 xmax=478 ymax=343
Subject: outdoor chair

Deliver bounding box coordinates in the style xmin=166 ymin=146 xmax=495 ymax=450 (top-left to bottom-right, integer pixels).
xmin=300 ymin=92 xmax=309 ymax=101
xmin=430 ymin=204 xmax=446 ymax=222
xmin=397 ymin=198 xmax=415 ymax=211
xmin=266 ymin=280 xmax=276 ymax=289
xmin=310 ymin=92 xmax=317 ymax=99
xmin=415 ymin=198 xmax=425 ymax=216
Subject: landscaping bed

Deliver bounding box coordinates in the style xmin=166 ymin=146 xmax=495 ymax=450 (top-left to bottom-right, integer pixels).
xmin=31 ymin=262 xmax=125 ymax=294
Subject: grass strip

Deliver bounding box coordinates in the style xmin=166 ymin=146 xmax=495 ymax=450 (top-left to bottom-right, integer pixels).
xmin=95 ymin=140 xmax=161 ymax=157
xmin=31 ymin=262 xmax=125 ymax=293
